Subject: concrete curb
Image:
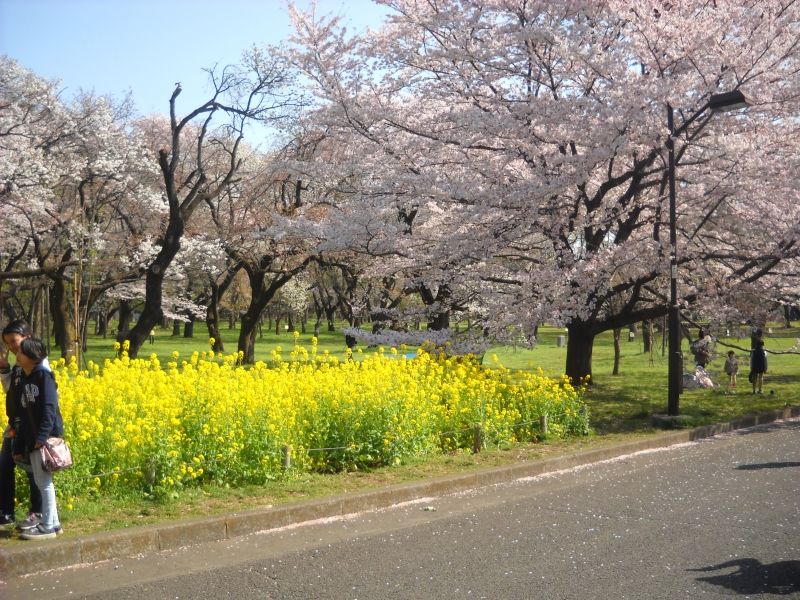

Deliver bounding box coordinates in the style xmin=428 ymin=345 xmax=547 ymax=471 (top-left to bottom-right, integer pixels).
xmin=2 ymin=405 xmax=798 ymax=579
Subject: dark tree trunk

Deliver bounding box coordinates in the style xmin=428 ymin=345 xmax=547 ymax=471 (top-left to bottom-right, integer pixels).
xmin=172 ymin=320 xmax=181 ymax=336
xmin=49 ymin=274 xmax=76 ymax=360
xmin=207 ymin=319 xmax=222 ymax=351
xmin=206 ymin=261 xmax=243 ymax=353
xmin=428 ymin=311 xmax=450 ymax=331
xmin=124 ymin=211 xmax=185 ymax=357
xmin=325 ymin=306 xmax=336 ymax=331
xmin=206 ymin=284 xmax=223 ymax=352
xmin=96 ymin=312 xmax=107 ymax=337
xmin=312 ymin=300 xmax=324 ymax=337
xmin=418 ymin=283 xmax=452 ymax=331
xmin=612 ymin=328 xmax=621 ymax=375
xmin=565 ymin=322 xmax=596 ymax=384
xmin=183 ymin=317 xmax=195 ymax=338
xmin=642 ymin=319 xmax=653 ymax=353
xmin=117 ymin=300 xmax=133 ymax=335
xmin=238 ymin=264 xmax=299 ymax=364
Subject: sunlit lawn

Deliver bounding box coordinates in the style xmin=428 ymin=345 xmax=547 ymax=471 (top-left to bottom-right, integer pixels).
xmin=488 ymin=324 xmax=799 ymax=433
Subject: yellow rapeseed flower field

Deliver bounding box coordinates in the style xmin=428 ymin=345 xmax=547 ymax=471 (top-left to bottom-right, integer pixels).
xmin=26 ymin=341 xmax=588 ymax=507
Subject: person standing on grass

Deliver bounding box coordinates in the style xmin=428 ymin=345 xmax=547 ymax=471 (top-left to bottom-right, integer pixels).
xmin=749 ymin=338 xmax=768 ymax=395
xmin=0 ymin=320 xmax=44 ymax=530
xmin=724 ymin=350 xmax=739 ymax=390
xmin=11 ymin=337 xmax=63 ymax=540
xmin=692 ymin=328 xmax=713 ymax=368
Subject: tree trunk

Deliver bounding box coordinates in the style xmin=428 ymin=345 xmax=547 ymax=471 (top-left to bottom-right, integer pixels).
xmin=428 ymin=310 xmax=450 ymax=331
xmin=49 ymin=275 xmax=76 ymax=361
xmin=125 ymin=238 xmax=183 ymax=357
xmin=237 ymin=256 xmax=309 ymax=362
xmin=123 ymin=140 xmax=192 ymax=358
xmin=206 ymin=284 xmax=223 ymax=352
xmin=419 ymin=283 xmax=452 ymax=331
xmin=612 ymin=328 xmax=621 ymax=375
xmin=642 ymin=319 xmax=653 ymax=353
xmin=206 ymin=262 xmax=243 ymax=353
xmin=238 ymin=267 xmax=296 ymax=364
xmin=117 ymin=300 xmax=133 ymax=335
xmin=172 ymin=320 xmax=181 ymax=336
xmin=325 ymin=306 xmax=336 ymax=331
xmin=183 ymin=317 xmax=195 ymax=338
xmin=565 ymin=322 xmax=596 ymax=384
xmin=97 ymin=311 xmax=107 ymax=337
xmin=207 ymin=319 xmax=223 ymax=351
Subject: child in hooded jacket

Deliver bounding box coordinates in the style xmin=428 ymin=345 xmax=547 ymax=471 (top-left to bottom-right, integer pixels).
xmin=11 ymin=337 xmax=63 ymax=539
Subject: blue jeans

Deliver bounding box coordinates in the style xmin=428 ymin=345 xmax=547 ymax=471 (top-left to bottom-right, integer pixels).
xmin=29 ymin=448 xmax=60 ymax=530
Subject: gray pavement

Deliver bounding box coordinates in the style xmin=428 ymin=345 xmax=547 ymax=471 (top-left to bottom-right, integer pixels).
xmin=0 ymin=407 xmax=798 ymax=598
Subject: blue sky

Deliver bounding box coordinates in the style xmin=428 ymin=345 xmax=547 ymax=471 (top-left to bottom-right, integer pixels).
xmin=0 ymin=0 xmax=387 ymax=116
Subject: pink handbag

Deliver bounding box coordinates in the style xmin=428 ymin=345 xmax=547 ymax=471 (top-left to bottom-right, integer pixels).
xmin=40 ymin=437 xmax=73 ymax=472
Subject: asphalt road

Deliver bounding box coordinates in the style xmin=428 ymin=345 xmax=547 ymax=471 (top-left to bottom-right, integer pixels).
xmin=5 ymin=420 xmax=800 ymax=599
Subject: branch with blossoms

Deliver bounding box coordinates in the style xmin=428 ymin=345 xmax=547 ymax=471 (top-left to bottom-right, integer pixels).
xmin=0 ymin=262 xmax=79 ymax=280
xmin=342 ymin=327 xmax=491 ymax=356
xmin=715 ymin=338 xmax=800 ymax=357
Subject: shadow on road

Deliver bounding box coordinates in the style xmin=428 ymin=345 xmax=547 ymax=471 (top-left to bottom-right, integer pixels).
xmin=736 ymin=462 xmax=800 ymax=470
xmin=690 ymin=559 xmax=800 ymax=595
xmin=720 ymin=419 xmax=800 ymax=438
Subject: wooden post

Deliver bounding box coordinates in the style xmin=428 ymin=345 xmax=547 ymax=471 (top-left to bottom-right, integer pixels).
xmin=282 ymin=444 xmax=292 ymax=470
xmin=472 ymin=424 xmax=483 ymax=454
xmin=540 ymin=414 xmax=548 ymax=437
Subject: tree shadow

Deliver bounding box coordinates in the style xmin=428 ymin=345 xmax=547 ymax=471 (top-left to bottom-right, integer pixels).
xmin=690 ymin=559 xmax=800 ymax=595
xmin=736 ymin=462 xmax=800 ymax=470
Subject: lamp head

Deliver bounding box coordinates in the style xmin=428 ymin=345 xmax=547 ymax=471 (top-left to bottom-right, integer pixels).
xmin=709 ymin=90 xmax=749 ymax=112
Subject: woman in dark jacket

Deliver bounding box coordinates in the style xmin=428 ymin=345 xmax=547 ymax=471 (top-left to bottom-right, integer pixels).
xmin=0 ymin=319 xmax=44 ymax=529
xmin=12 ymin=337 xmax=63 ymax=539
xmin=749 ymin=339 xmax=768 ymax=394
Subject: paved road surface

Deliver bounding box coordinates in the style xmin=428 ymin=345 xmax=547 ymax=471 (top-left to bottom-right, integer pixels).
xmin=4 ymin=420 xmax=799 ymax=599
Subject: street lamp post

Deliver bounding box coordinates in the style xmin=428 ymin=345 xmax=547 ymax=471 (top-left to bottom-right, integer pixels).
xmin=666 ymin=103 xmax=681 ymax=416
xmin=666 ymin=90 xmax=749 ymax=417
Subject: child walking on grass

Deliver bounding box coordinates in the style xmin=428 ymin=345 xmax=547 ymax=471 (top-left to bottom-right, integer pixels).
xmin=724 ymin=350 xmax=739 ymax=390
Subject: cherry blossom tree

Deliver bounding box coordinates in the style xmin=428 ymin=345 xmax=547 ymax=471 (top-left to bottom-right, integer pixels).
xmin=121 ymin=48 xmax=304 ymax=358
xmin=288 ymin=0 xmax=800 ymax=381
xmin=1 ymin=57 xmax=163 ymax=357
xmin=204 ymin=146 xmax=321 ymax=363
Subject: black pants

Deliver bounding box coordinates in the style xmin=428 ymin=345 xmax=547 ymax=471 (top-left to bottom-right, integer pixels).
xmin=0 ymin=433 xmax=42 ymax=517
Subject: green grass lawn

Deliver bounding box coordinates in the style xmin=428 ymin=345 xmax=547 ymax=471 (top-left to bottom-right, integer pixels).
xmin=488 ymin=324 xmax=798 ymax=433
xmin=13 ymin=319 xmax=791 ymax=542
